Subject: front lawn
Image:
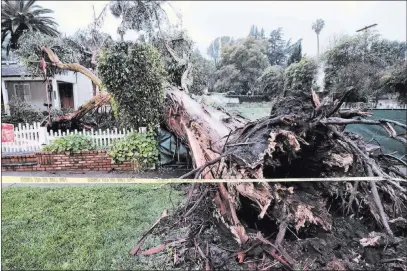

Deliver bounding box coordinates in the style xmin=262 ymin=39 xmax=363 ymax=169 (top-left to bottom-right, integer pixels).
xmin=2 ymin=185 xmax=184 ymax=270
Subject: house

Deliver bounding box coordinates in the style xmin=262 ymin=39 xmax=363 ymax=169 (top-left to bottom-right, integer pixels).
xmin=1 ymin=61 xmax=94 ymax=115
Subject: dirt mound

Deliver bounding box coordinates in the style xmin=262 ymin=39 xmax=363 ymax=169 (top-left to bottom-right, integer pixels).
xmin=130 ymin=183 xmax=406 ymax=270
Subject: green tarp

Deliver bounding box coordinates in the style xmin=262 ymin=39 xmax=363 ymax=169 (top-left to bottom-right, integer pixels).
xmin=345 ymin=110 xmax=406 ymax=158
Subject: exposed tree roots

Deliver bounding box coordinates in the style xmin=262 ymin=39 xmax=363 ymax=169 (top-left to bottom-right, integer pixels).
xmin=143 ymin=88 xmax=407 ymax=270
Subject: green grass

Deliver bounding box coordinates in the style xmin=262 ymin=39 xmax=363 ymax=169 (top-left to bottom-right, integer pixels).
xmin=2 ymin=185 xmax=184 ymax=270
xmin=226 ymin=102 xmax=272 ymax=120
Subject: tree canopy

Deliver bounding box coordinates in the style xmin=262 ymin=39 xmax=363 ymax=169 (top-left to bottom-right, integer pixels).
xmin=190 ymin=49 xmax=216 ymax=95
xmin=267 ymin=28 xmax=291 ymax=67
xmin=323 ymin=30 xmax=406 ymax=101
xmin=284 ymin=57 xmax=318 ymax=96
xmin=1 ymin=0 xmax=59 ymax=51
xmin=109 ymin=0 xmax=168 ymax=41
xmin=207 ymin=36 xmax=233 ymax=68
xmin=214 ymin=38 xmax=269 ymax=94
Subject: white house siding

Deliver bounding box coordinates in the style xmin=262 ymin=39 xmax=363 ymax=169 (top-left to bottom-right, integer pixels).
xmin=75 ymin=72 xmax=93 ymax=109
xmin=5 ymin=80 xmax=48 ymax=110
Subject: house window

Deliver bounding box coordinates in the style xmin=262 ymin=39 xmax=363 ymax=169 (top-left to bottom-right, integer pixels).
xmin=14 ymin=84 xmax=31 ymax=102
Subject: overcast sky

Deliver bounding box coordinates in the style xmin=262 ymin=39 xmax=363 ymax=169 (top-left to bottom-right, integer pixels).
xmin=38 ymin=1 xmax=407 ymax=58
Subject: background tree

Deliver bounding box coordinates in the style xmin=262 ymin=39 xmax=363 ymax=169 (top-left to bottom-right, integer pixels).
xmin=260 ymin=28 xmax=265 ymax=39
xmin=312 ymin=19 xmax=325 ymax=56
xmin=323 ymin=31 xmax=406 ymax=101
xmin=214 ymin=38 xmax=269 ymax=94
xmin=286 ymin=39 xmax=302 ymax=66
xmin=189 ymin=49 xmax=216 ymax=95
xmin=70 ymin=5 xmax=113 ymax=96
xmin=380 ymin=60 xmax=407 ymax=104
xmin=249 ymin=25 xmax=265 ymax=40
xmin=109 ymin=0 xmax=168 ymax=41
xmin=150 ymin=27 xmax=194 ymax=89
xmin=284 ymin=57 xmax=318 ymax=96
xmin=1 ymin=0 xmax=59 ymax=53
xmin=267 ymin=28 xmax=290 ymax=67
xmin=16 ymin=32 xmax=81 ymax=77
xmin=254 ymin=65 xmax=284 ymax=98
xmin=206 ymin=36 xmax=233 ymax=68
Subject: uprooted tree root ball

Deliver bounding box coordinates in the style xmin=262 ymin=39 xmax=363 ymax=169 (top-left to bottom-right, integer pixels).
xmin=125 ymin=88 xmax=407 ymax=270
xmin=131 ymin=182 xmax=406 ymax=270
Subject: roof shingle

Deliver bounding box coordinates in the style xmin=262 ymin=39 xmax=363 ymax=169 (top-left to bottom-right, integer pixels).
xmin=1 ymin=63 xmax=29 ymax=77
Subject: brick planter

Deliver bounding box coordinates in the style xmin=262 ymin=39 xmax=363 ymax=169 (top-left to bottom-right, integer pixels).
xmin=2 ymin=150 xmax=137 ymax=172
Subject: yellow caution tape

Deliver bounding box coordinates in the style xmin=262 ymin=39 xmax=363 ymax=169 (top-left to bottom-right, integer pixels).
xmin=1 ymin=176 xmax=405 ymax=184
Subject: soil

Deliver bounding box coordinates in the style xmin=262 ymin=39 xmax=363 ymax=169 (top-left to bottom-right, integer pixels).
xmin=138 ymin=183 xmax=407 ymax=271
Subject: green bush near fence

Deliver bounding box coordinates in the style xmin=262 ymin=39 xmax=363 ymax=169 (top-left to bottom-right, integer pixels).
xmin=42 ymin=134 xmax=96 ymax=155
xmin=108 ymin=131 xmax=158 ymax=169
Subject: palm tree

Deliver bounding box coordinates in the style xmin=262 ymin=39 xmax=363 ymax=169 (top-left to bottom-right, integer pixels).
xmin=1 ymin=0 xmax=59 ymax=51
xmin=312 ymin=19 xmax=325 ymax=56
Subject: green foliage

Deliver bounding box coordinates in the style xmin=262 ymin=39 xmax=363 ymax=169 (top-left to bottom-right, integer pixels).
xmin=323 ymin=31 xmax=406 ymax=101
xmin=284 ymin=57 xmax=318 ymax=96
xmin=380 ymin=61 xmax=407 ymax=103
xmin=267 ymin=28 xmax=291 ymax=67
xmin=81 ymin=110 xmax=119 ymax=130
xmin=16 ymin=32 xmax=81 ymax=77
xmin=248 ymin=25 xmax=265 ymax=40
xmin=108 ymin=131 xmax=158 ymax=169
xmin=1 ymin=0 xmax=59 ymax=52
xmin=312 ymin=19 xmax=325 ymax=35
xmin=287 ymin=39 xmax=302 ymax=66
xmin=255 ymin=65 xmax=284 ymax=97
xmin=42 ymin=134 xmax=95 ymax=154
xmin=1 ymin=98 xmax=43 ymax=125
xmin=190 ymin=49 xmax=216 ymax=95
xmin=68 ymin=28 xmax=113 ymax=69
xmin=98 ymin=41 xmax=166 ymax=130
xmin=207 ymin=36 xmax=233 ymax=67
xmin=150 ymin=28 xmax=193 ymax=87
xmin=109 ymin=0 xmax=168 ymax=40
xmin=214 ymin=38 xmax=270 ymax=94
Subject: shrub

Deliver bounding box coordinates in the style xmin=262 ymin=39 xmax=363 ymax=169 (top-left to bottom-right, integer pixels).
xmin=2 ymin=98 xmax=43 ymax=126
xmin=42 ymin=134 xmax=95 ymax=154
xmin=284 ymin=57 xmax=318 ymax=96
xmin=380 ymin=61 xmax=407 ymax=103
xmin=108 ymin=131 xmax=158 ymax=169
xmin=98 ymin=42 xmax=166 ymax=131
xmin=255 ymin=65 xmax=284 ymax=97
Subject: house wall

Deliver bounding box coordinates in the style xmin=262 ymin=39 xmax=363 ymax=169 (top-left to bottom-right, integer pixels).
xmin=5 ymin=80 xmax=48 ymax=110
xmin=55 ymin=71 xmax=93 ymax=109
xmin=3 ymin=70 xmax=94 ymax=112
xmin=75 ymin=72 xmax=93 ymax=109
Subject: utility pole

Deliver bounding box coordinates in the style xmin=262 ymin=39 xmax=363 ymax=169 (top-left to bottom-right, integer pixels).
xmin=356 ymin=24 xmax=378 ymax=106
xmin=356 ymin=24 xmax=378 ymax=33
xmin=356 ymin=23 xmax=378 ymax=63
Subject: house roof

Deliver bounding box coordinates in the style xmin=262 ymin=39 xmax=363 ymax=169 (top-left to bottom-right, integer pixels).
xmin=1 ymin=63 xmax=29 ymax=77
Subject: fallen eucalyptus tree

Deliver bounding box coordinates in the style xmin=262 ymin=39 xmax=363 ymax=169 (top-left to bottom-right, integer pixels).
xmin=41 ymin=46 xmax=406 ymax=270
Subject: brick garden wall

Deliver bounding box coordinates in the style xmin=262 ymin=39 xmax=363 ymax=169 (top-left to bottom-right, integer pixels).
xmin=1 ymin=151 xmax=136 ymax=172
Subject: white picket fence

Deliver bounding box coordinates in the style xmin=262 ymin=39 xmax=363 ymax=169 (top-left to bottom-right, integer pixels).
xmin=1 ymin=122 xmax=144 ymax=153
